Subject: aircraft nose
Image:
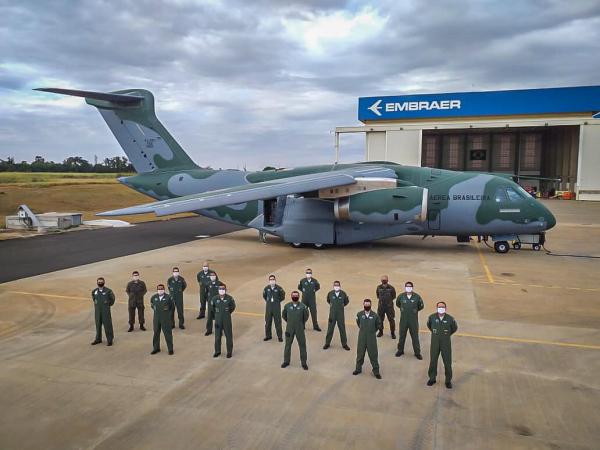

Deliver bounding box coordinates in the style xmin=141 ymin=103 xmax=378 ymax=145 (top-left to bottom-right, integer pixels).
xmin=538 ymin=202 xmax=556 ymax=230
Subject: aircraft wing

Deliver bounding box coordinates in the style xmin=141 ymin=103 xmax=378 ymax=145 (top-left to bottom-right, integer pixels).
xmin=97 ymin=169 xmax=378 ymax=217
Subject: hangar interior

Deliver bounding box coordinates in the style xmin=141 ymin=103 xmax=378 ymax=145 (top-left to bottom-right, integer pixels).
xmin=337 ymin=86 xmax=600 ymax=200
xmin=419 ymin=125 xmax=580 ymax=193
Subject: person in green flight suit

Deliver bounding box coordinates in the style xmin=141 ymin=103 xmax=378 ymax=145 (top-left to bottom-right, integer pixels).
xmin=263 ymin=274 xmax=285 ymax=342
xmin=353 ymin=299 xmax=382 ymax=379
xmin=167 ymin=267 xmax=187 ymax=330
xmin=204 ymin=272 xmax=221 ymax=336
xmin=395 ymin=281 xmax=425 ymax=359
xmin=125 ymin=270 xmax=147 ymax=332
xmin=323 ymin=280 xmax=350 ymax=351
xmin=375 ymin=275 xmax=396 ymax=339
xmin=211 ymin=283 xmax=236 ymax=358
xmin=150 ymin=284 xmax=175 ymax=355
xmin=196 ymin=261 xmax=216 ymax=319
xmin=281 ymin=290 xmax=309 ymax=370
xmin=297 ymin=268 xmax=321 ymax=331
xmin=427 ymin=301 xmax=458 ymax=389
xmin=91 ymin=277 xmax=115 ymax=346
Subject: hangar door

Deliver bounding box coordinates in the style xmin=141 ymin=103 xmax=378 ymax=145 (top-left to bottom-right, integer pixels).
xmin=421 ymin=126 xmax=579 ymax=192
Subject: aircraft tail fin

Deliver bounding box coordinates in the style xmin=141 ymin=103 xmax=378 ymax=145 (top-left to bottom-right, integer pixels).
xmin=35 ymin=88 xmax=199 ymax=173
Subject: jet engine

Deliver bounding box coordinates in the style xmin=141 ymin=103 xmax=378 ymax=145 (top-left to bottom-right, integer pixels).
xmin=334 ymin=186 xmax=428 ymax=224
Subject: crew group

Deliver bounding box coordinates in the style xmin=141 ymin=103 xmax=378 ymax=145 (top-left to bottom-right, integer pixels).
xmin=91 ymin=263 xmax=458 ymax=388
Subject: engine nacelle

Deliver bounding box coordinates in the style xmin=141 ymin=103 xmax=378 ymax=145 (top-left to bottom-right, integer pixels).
xmin=334 ymin=186 xmax=428 ymax=224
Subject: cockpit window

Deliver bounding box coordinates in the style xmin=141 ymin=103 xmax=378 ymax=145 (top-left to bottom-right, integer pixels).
xmin=506 ymin=187 xmax=526 ymax=202
xmin=495 ymin=187 xmax=507 ymax=203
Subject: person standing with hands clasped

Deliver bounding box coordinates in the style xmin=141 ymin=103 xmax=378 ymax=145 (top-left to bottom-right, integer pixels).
xmin=281 ymin=291 xmax=309 ymax=370
xmin=323 ymin=281 xmax=350 ymax=351
xmin=353 ymin=299 xmax=382 ymax=379
xmin=427 ymin=301 xmax=458 ymax=389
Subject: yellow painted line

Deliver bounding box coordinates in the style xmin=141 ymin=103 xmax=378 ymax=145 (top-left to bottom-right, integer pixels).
xmin=5 ymin=290 xmax=265 ymax=317
xmin=471 ymin=281 xmax=600 ymax=292
xmin=476 ymin=245 xmax=495 ymax=284
xmin=453 ymin=332 xmax=600 ymax=351
xmin=4 ymin=290 xmax=600 ymax=351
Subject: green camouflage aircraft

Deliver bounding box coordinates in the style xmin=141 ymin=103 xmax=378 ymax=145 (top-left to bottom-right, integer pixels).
xmin=36 ymin=88 xmax=556 ymax=252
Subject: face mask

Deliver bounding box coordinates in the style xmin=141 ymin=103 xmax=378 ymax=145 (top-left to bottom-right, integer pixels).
xmin=158 ymin=290 xmax=165 ymax=295
xmin=364 ymin=305 xmax=371 ymax=311
xmin=203 ymin=266 xmax=208 ymax=271
xmin=210 ymin=276 xmax=216 ymax=281
xmin=269 ymin=280 xmax=276 ymax=286
xmin=133 ymin=276 xmax=139 ymax=281
xmin=381 ymin=280 xmax=387 ymax=285
xmin=292 ymin=296 xmax=299 ymax=302
xmin=334 ymin=286 xmax=340 ymax=292
xmin=218 ymin=289 xmax=226 ymax=295
xmin=406 ymin=286 xmax=413 ymax=293
xmin=97 ymin=282 xmax=104 ymax=287
xmin=306 ymin=273 xmax=312 ymax=278
xmin=173 ymin=272 xmax=179 ymax=277
xmin=437 ymin=307 xmax=446 ymax=314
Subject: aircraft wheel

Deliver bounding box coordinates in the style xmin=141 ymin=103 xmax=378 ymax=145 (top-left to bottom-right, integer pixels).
xmin=494 ymin=241 xmax=509 ymax=254
xmin=532 ymin=244 xmax=541 ymax=251
xmin=512 ymin=242 xmax=521 ymax=250
xmin=290 ymin=242 xmax=303 ymax=249
xmin=312 ymin=243 xmax=326 ymax=250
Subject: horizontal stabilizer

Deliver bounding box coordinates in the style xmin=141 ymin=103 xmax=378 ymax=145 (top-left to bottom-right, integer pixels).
xmin=34 ymin=88 xmax=144 ymax=105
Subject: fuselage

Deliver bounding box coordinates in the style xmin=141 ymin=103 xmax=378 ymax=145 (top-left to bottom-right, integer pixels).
xmin=118 ymin=162 xmax=556 ymax=243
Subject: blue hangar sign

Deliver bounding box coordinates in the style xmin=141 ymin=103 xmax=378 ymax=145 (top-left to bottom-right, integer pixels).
xmin=358 ymin=85 xmax=600 ymax=121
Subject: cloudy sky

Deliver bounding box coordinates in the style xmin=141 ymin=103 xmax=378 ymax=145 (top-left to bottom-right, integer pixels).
xmin=1 ymin=0 xmax=599 ymax=170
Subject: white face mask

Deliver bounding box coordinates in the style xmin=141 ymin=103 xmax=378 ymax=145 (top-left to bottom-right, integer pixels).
xmin=405 ymin=286 xmax=413 ymax=293
xmin=218 ymin=289 xmax=226 ymax=295
xmin=334 ymin=286 xmax=340 ymax=292
xmin=210 ymin=276 xmax=216 ymax=281
xmin=203 ymin=266 xmax=208 ymax=272
xmin=306 ymin=273 xmax=312 ymax=278
xmin=437 ymin=307 xmax=446 ymax=314
xmin=269 ymin=280 xmax=276 ymax=286
xmin=158 ymin=290 xmax=165 ymax=296
xmin=173 ymin=272 xmax=179 ymax=277
xmin=133 ymin=275 xmax=139 ymax=281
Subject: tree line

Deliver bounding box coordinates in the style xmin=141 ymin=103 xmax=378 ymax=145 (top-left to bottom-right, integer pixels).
xmin=0 ymin=156 xmax=135 ymax=173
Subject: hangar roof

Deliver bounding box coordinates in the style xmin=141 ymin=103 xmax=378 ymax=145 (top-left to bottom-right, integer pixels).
xmin=359 ymin=85 xmax=600 ymax=122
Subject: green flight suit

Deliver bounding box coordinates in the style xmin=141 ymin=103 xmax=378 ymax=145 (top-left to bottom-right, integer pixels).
xmin=396 ymin=292 xmax=424 ymax=355
xmin=325 ymin=290 xmax=349 ymax=346
xmin=167 ymin=275 xmax=187 ymax=328
xmin=355 ymin=310 xmax=382 ymax=375
xmin=427 ymin=313 xmax=458 ymax=383
xmin=282 ymin=301 xmax=309 ymax=365
xmin=151 ymin=293 xmax=175 ymax=352
xmin=298 ymin=277 xmax=320 ymax=329
xmin=376 ymin=283 xmax=396 ymax=334
xmin=126 ymin=279 xmax=147 ymax=326
xmin=205 ymin=280 xmax=221 ymax=333
xmin=263 ymin=284 xmax=285 ymax=339
xmin=92 ymin=287 xmax=115 ymax=343
xmin=212 ymin=294 xmax=236 ymax=355
xmin=196 ymin=269 xmax=217 ymax=315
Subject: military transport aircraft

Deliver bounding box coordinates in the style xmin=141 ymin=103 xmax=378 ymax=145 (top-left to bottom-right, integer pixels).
xmin=36 ymin=88 xmax=556 ymax=253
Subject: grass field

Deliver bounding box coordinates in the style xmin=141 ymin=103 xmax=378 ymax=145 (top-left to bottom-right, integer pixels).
xmin=0 ymin=172 xmax=191 ymax=230
xmin=0 ymin=172 xmax=133 ymax=187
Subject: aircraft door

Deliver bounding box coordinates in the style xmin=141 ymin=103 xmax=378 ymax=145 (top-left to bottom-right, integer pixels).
xmin=428 ymin=208 xmax=441 ymax=230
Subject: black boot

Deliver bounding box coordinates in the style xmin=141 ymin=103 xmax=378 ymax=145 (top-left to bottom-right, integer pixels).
xmin=128 ymin=325 xmax=134 ymax=332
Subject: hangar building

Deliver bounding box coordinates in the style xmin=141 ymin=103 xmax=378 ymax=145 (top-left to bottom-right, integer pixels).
xmin=336 ymin=86 xmax=600 ymax=200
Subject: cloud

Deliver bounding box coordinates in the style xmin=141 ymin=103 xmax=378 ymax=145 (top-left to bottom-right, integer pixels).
xmin=0 ymin=0 xmax=599 ymax=169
